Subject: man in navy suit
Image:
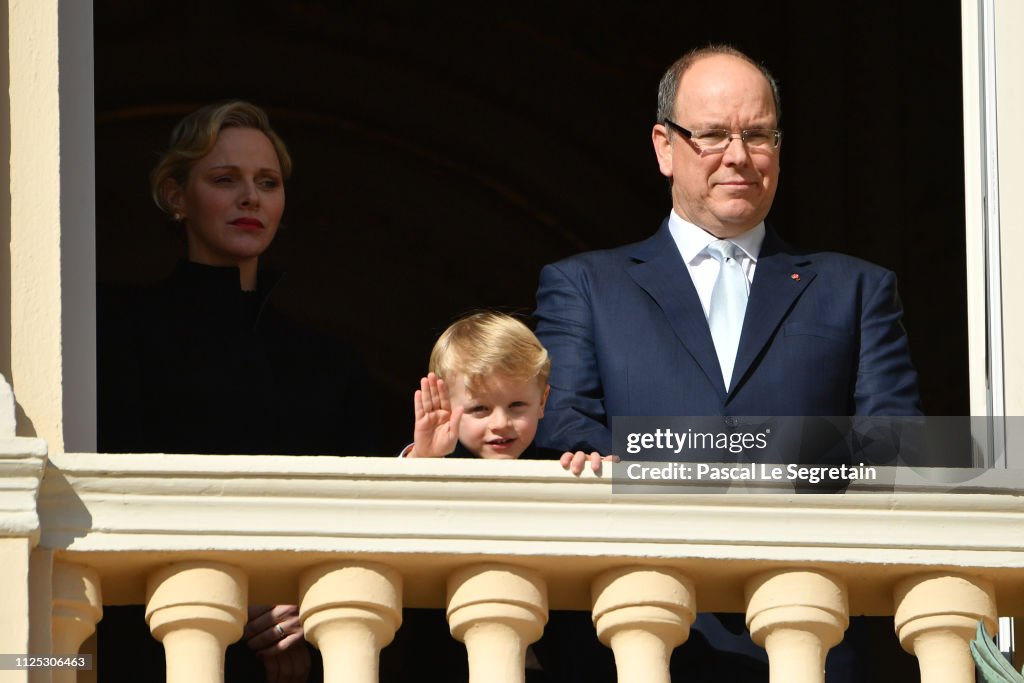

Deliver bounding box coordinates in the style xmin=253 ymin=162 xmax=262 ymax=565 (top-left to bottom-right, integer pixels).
xmin=533 ymin=46 xmax=921 ymax=682
xmin=536 ymin=45 xmax=920 ymax=458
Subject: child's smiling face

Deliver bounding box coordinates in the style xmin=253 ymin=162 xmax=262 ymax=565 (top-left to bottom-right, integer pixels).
xmin=448 ymin=372 xmax=549 ymax=459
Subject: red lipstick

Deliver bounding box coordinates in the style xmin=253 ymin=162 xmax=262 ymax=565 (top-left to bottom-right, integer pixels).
xmin=230 ymin=217 xmax=265 ymax=230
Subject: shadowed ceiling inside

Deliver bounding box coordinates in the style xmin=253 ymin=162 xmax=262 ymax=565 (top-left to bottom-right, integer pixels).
xmin=95 ymin=1 xmax=967 ymax=449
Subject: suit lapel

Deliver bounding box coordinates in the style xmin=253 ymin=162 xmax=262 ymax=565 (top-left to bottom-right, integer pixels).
xmin=627 ymin=224 xmax=728 ymax=397
xmin=729 ymin=230 xmax=815 ymax=399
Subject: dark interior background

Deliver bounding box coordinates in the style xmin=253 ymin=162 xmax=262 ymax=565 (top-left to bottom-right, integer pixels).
xmin=95 ymin=1 xmax=967 ymax=453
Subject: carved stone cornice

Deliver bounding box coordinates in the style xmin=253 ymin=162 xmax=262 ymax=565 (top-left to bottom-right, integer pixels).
xmin=0 ymin=375 xmax=48 ymax=541
xmin=36 ymin=453 xmax=1024 ymax=609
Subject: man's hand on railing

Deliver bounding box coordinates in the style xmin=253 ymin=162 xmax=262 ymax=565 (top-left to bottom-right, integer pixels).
xmin=560 ymin=451 xmax=620 ymax=476
xmin=245 ymin=604 xmax=311 ymax=683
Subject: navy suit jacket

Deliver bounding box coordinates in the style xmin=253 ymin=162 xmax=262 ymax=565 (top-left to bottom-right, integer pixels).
xmin=532 ymin=221 xmax=922 ymax=679
xmin=534 ymin=220 xmax=922 ymax=456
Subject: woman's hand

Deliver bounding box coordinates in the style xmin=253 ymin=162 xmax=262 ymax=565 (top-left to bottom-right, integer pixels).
xmin=245 ymin=604 xmax=311 ymax=683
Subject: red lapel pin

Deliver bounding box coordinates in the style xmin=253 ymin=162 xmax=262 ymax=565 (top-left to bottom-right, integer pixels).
xmin=790 ymin=273 xmax=801 ymax=281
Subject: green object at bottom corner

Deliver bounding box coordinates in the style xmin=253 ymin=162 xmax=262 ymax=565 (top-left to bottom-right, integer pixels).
xmin=971 ymin=619 xmax=1023 ymax=682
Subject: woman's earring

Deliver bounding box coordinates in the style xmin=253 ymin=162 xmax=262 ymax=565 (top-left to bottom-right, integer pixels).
xmin=172 ymin=212 xmax=184 ymax=222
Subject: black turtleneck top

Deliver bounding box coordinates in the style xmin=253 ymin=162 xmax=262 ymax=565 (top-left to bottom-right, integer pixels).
xmin=98 ymin=260 xmax=375 ymax=455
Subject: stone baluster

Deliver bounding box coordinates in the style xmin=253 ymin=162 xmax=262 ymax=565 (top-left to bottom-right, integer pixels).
xmin=591 ymin=567 xmax=695 ymax=683
xmin=745 ymin=569 xmax=848 ymax=683
xmin=299 ymin=562 xmax=402 ymax=683
xmin=51 ymin=562 xmax=102 ymax=683
xmin=894 ymin=573 xmax=997 ymax=683
xmin=447 ymin=564 xmax=547 ymax=683
xmin=146 ymin=561 xmax=247 ymax=683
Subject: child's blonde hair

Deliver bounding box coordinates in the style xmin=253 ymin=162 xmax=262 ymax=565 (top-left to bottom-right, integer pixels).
xmin=429 ymin=312 xmax=550 ymax=391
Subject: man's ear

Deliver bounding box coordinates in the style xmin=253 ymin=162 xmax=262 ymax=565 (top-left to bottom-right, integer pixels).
xmin=652 ymin=123 xmax=674 ymax=178
xmin=162 ymin=178 xmax=184 ymax=219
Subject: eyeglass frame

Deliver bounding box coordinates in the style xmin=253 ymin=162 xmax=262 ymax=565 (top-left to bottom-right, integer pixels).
xmin=662 ymin=119 xmax=783 ymax=154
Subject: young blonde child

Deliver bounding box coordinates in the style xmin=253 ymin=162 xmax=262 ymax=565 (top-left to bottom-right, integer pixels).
xmin=399 ymin=312 xmax=614 ymax=683
xmin=406 ymin=311 xmax=611 ymax=472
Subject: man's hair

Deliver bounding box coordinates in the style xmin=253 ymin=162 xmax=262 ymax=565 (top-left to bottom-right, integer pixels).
xmin=150 ymin=100 xmax=293 ymax=215
xmin=656 ymin=45 xmax=781 ymax=126
xmin=429 ymin=312 xmax=551 ymax=391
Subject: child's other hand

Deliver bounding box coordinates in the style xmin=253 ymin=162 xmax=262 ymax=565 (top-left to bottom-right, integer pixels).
xmin=410 ymin=372 xmax=463 ymax=458
xmin=560 ymin=451 xmax=620 ymax=476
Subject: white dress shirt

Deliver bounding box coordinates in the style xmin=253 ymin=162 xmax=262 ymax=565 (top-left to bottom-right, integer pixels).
xmin=666 ymin=211 xmax=765 ymax=319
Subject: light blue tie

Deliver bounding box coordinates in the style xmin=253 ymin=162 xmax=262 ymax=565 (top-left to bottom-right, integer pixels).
xmin=706 ymin=240 xmax=749 ymax=389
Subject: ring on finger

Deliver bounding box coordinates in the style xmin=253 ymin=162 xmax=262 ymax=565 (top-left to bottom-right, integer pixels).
xmin=274 ymin=624 xmax=285 ymax=639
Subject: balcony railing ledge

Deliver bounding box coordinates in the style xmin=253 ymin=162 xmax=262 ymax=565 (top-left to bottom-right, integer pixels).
xmin=0 ymin=443 xmax=48 ymax=541
xmin=31 ymin=452 xmax=1024 ymax=613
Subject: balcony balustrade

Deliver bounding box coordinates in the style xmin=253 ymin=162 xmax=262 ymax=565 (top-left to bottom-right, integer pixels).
xmin=1 ymin=398 xmax=1022 ymax=682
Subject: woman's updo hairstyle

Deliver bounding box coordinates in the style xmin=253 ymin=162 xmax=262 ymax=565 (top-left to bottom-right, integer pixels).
xmin=150 ymin=100 xmax=292 ymax=216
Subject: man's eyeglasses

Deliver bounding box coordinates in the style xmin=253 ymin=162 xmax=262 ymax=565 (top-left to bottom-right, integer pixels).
xmin=663 ymin=119 xmax=782 ymax=154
